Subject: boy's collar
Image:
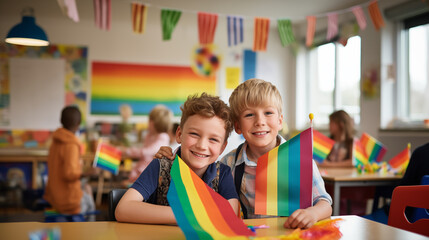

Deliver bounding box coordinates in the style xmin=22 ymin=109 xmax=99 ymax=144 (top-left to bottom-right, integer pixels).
xmin=238 ymin=134 xmax=286 ymax=167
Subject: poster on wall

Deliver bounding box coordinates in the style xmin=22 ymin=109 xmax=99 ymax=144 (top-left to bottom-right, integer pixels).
xmin=91 ymin=61 xmax=216 ymax=115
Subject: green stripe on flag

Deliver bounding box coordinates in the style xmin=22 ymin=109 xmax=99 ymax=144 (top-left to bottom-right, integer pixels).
xmin=277 ymin=141 xmax=289 ymax=216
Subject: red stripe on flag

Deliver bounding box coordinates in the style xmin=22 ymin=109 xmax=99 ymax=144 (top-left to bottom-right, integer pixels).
xmin=300 ymin=129 xmax=313 ymax=209
xmin=313 ymin=130 xmax=334 ymax=149
xmin=389 ymin=148 xmax=409 ymax=168
xmin=255 ymin=153 xmax=268 ymax=214
xmin=100 ymin=143 xmax=121 ymax=159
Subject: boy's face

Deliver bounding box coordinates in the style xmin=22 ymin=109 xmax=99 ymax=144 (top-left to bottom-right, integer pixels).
xmin=235 ymin=104 xmax=283 ymax=152
xmin=176 ymin=114 xmax=227 ymax=176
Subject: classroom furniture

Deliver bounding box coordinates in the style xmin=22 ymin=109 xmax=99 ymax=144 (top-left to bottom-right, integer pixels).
xmin=388 ymin=185 xmax=429 ymax=237
xmin=320 ymin=167 xmax=402 ymax=216
xmin=0 ymin=215 xmax=428 ymax=240
xmin=414 ymin=175 xmax=429 ymax=221
xmin=108 ymin=189 xmax=127 ymax=221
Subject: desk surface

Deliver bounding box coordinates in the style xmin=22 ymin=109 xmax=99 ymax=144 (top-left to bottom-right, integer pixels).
xmin=320 ymin=167 xmax=402 ymax=182
xmin=1 ymin=216 xmax=427 ymax=240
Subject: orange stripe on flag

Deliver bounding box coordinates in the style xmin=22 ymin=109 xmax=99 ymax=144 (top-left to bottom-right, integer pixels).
xmin=255 ymin=153 xmax=268 ymax=214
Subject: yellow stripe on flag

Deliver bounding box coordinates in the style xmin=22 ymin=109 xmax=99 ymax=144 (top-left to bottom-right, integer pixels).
xmin=99 ymin=152 xmax=120 ymax=165
xmin=314 ymin=141 xmax=330 ymax=154
xmin=266 ymin=146 xmax=278 ymax=215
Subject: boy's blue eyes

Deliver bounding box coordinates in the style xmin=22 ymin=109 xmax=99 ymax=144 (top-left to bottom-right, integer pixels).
xmin=244 ymin=111 xmax=274 ymax=117
xmin=189 ymin=132 xmax=220 ymax=143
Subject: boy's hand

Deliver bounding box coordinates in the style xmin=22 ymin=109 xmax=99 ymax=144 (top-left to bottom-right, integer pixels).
xmin=283 ymin=208 xmax=318 ymax=229
xmin=154 ymin=146 xmax=175 ymax=160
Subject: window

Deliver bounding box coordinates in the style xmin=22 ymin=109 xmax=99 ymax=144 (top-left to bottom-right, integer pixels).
xmin=299 ymin=36 xmax=361 ymax=128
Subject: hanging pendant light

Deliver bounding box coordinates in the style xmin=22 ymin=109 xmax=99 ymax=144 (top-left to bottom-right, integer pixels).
xmin=5 ymin=7 xmax=49 ymax=46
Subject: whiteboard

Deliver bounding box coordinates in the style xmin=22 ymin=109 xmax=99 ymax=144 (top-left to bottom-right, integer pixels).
xmin=9 ymin=58 xmax=65 ymax=130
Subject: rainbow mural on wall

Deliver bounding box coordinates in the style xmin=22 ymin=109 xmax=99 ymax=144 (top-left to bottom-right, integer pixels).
xmin=91 ymin=61 xmax=216 ymax=115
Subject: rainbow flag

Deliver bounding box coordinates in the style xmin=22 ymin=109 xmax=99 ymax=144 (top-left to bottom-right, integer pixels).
xmin=313 ymin=130 xmax=335 ymax=163
xmin=353 ymin=139 xmax=369 ymax=166
xmin=255 ymin=128 xmax=313 ymax=216
xmin=388 ymin=144 xmax=410 ymax=175
xmin=167 ymin=156 xmax=254 ymax=239
xmin=360 ymin=133 xmax=387 ymax=162
xmin=93 ymin=139 xmax=121 ymax=174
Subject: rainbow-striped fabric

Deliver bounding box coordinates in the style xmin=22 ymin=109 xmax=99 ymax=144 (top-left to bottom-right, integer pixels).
xmin=313 ymin=130 xmax=335 ymax=163
xmin=93 ymin=140 xmax=121 ymax=174
xmin=255 ymin=128 xmax=313 ymax=216
xmin=360 ymin=133 xmax=387 ymax=162
xmin=389 ymin=145 xmax=410 ymax=175
xmin=167 ymin=155 xmax=254 ymax=239
xmin=353 ymin=139 xmax=369 ymax=166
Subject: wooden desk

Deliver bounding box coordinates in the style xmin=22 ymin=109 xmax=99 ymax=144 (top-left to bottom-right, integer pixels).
xmin=320 ymin=168 xmax=402 ymax=216
xmin=0 ymin=216 xmax=427 ymax=240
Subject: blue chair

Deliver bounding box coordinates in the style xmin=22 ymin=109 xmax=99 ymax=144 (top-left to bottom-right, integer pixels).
xmin=44 ymin=209 xmax=100 ymax=222
xmin=412 ymin=175 xmax=429 ymax=221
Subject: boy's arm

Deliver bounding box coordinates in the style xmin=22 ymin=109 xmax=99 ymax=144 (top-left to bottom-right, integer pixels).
xmin=283 ymin=199 xmax=332 ymax=229
xmin=228 ymin=198 xmax=240 ymax=217
xmin=115 ymin=188 xmax=176 ymax=224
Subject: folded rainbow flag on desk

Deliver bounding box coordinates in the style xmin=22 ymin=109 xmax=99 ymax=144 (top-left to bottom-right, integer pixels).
xmin=353 ymin=139 xmax=369 ymax=166
xmin=313 ymin=130 xmax=335 ymax=163
xmin=360 ymin=133 xmax=387 ymax=162
xmin=388 ymin=144 xmax=410 ymax=175
xmin=167 ymin=155 xmax=254 ymax=239
xmin=255 ymin=128 xmax=313 ymax=216
xmin=93 ymin=139 xmax=121 ymax=174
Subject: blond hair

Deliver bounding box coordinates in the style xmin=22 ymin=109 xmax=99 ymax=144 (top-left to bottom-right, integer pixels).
xmin=149 ymin=105 xmax=173 ymax=133
xmin=229 ymin=78 xmax=283 ymax=124
xmin=180 ymin=93 xmax=233 ymax=142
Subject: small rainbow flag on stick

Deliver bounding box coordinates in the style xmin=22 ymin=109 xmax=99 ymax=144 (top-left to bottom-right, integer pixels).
xmin=360 ymin=133 xmax=387 ymax=162
xmin=388 ymin=144 xmax=411 ymax=175
xmin=313 ymin=130 xmax=335 ymax=163
xmin=167 ymin=155 xmax=254 ymax=239
xmin=93 ymin=139 xmax=121 ymax=174
xmin=255 ymin=128 xmax=313 ymax=216
xmin=353 ymin=139 xmax=369 ymax=166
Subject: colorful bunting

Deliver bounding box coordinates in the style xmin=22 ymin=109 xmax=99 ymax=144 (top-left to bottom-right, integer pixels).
xmin=352 ymin=6 xmax=367 ymax=30
xmin=326 ymin=13 xmax=338 ymax=41
xmin=277 ymin=19 xmax=295 ymax=46
xmin=227 ymin=16 xmax=244 ymax=47
xmin=306 ymin=16 xmax=316 ymax=47
xmin=313 ymin=130 xmax=335 ymax=163
xmin=255 ymin=128 xmax=313 ymax=216
xmin=94 ymin=0 xmax=111 ymax=31
xmin=368 ymin=0 xmax=385 ymax=30
xmin=353 ymin=139 xmax=369 ymax=166
xmin=161 ymin=9 xmax=182 ymax=40
xmin=253 ymin=17 xmax=270 ymax=51
xmin=57 ymin=0 xmax=80 ymax=22
xmin=167 ymin=155 xmax=254 ymax=239
xmin=360 ymin=133 xmax=387 ymax=162
xmin=93 ymin=139 xmax=121 ymax=174
xmin=198 ymin=12 xmax=218 ymax=44
xmin=131 ymin=3 xmax=148 ymax=34
xmin=389 ymin=144 xmax=410 ymax=175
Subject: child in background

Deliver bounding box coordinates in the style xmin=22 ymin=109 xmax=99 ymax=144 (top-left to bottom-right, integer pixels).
xmin=168 ymin=122 xmax=180 ymax=151
xmin=156 ymin=79 xmax=332 ymax=229
xmin=318 ymin=110 xmax=355 ymax=168
xmin=44 ymin=106 xmax=96 ymax=221
xmin=115 ymin=93 xmax=239 ymax=224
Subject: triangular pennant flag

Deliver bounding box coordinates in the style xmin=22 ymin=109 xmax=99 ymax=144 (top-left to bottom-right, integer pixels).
xmin=277 ymin=19 xmax=295 ymax=46
xmin=353 ymin=139 xmax=369 ymax=166
xmin=198 ymin=12 xmax=218 ymax=44
xmin=57 ymin=0 xmax=80 ymax=22
xmin=131 ymin=3 xmax=148 ymax=34
xmin=313 ymin=129 xmax=335 ymax=163
xmin=253 ymin=17 xmax=270 ymax=51
xmin=388 ymin=144 xmax=410 ymax=175
xmin=161 ymin=9 xmax=182 ymax=40
xmin=360 ymin=133 xmax=387 ymax=162
xmin=94 ymin=0 xmax=111 ymax=30
xmin=255 ymin=128 xmax=313 ymax=216
xmin=368 ymin=0 xmax=385 ymax=30
xmin=306 ymin=16 xmax=316 ymax=47
xmin=326 ymin=13 xmax=338 ymax=41
xmin=227 ymin=16 xmax=244 ymax=47
xmin=93 ymin=139 xmax=122 ymax=174
xmin=167 ymin=155 xmax=255 ymax=239
xmin=352 ymin=6 xmax=367 ymax=30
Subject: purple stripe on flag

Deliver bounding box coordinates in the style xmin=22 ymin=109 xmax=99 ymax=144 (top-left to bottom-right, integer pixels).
xmin=300 ymin=128 xmax=312 ymax=209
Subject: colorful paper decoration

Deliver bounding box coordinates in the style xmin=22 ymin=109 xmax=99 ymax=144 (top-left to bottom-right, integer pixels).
xmin=306 ymin=16 xmax=316 ymax=47
xmin=225 ymin=67 xmax=240 ymax=89
xmin=161 ymin=9 xmax=182 ymax=40
xmin=191 ymin=44 xmax=220 ymax=77
xmin=93 ymin=139 xmax=121 ymax=174
xmin=313 ymin=130 xmax=335 ymax=163
xmin=285 ymin=218 xmax=343 ymax=240
xmin=352 ymin=6 xmax=367 ymax=30
xmin=360 ymin=133 xmax=387 ymax=163
xmin=353 ymin=139 xmax=369 ymax=166
xmin=93 ymin=0 xmax=111 ymax=31
xmin=253 ymin=17 xmax=270 ymax=51
xmin=167 ymin=155 xmax=255 ymax=239
xmin=243 ymin=49 xmax=256 ymax=80
xmin=326 ymin=13 xmax=338 ymax=41
xmin=227 ymin=16 xmax=244 ymax=46
xmin=368 ymin=0 xmax=385 ymax=30
xmin=277 ymin=19 xmax=295 ymax=46
xmin=255 ymin=128 xmax=313 ymax=216
xmin=57 ymin=0 xmax=80 ymax=22
xmin=131 ymin=3 xmax=148 ymax=34
xmin=389 ymin=144 xmax=410 ymax=175
xmin=198 ymin=12 xmax=218 ymax=44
